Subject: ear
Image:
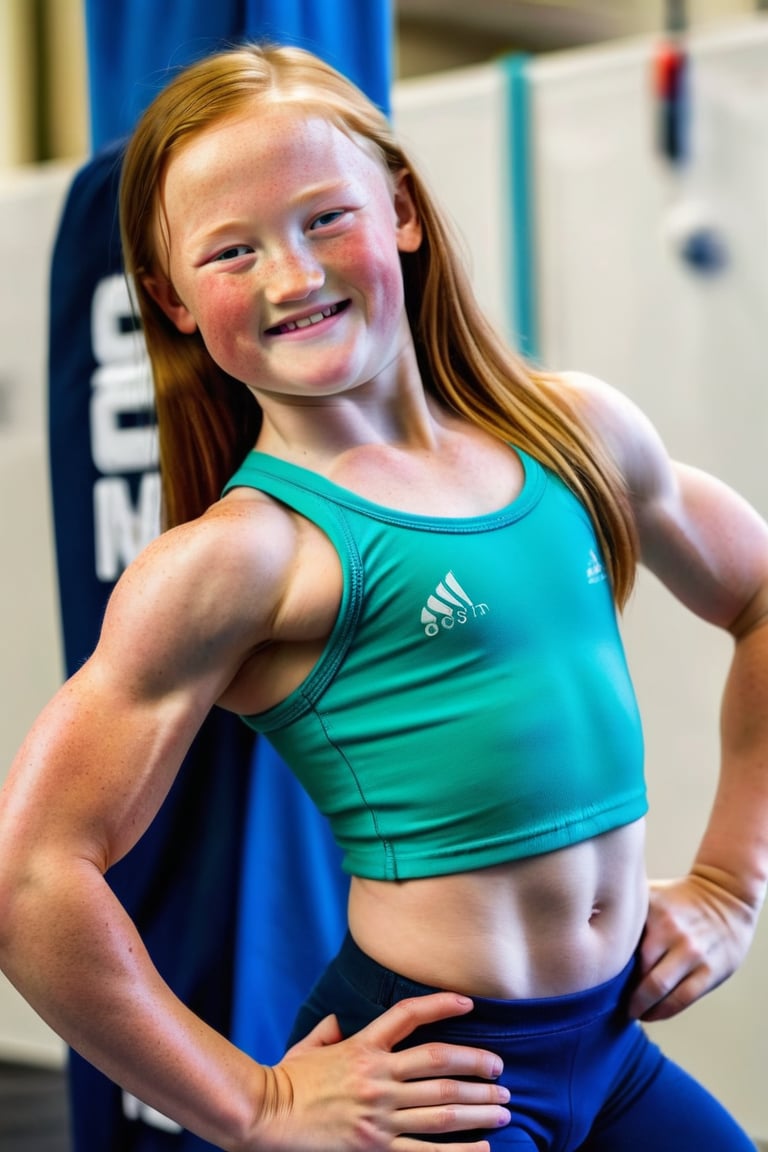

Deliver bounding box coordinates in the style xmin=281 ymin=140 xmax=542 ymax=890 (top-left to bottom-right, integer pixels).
xmin=143 ymin=275 xmax=198 ymax=335
xmin=394 ymin=170 xmax=422 ymax=254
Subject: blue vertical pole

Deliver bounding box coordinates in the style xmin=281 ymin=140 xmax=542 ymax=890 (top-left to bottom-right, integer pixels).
xmin=501 ymin=54 xmax=540 ymax=363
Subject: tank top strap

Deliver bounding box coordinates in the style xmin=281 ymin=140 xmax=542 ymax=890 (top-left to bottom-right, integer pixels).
xmin=222 ymin=452 xmax=365 ymax=723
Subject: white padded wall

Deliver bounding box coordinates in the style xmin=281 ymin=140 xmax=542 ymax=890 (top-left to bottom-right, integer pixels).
xmin=393 ymin=64 xmax=512 ymax=340
xmin=0 ymin=163 xmax=74 ymax=1064
xmin=531 ymin=18 xmax=768 ymax=1140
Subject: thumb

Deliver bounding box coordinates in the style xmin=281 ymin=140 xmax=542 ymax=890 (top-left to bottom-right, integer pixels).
xmin=285 ymin=1013 xmax=344 ymax=1054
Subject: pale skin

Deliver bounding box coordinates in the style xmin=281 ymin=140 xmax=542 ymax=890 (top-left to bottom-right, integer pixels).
xmin=1 ymin=101 xmax=768 ymax=1151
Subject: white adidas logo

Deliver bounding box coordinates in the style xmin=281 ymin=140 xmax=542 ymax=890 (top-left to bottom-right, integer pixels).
xmin=420 ymin=571 xmax=489 ymax=638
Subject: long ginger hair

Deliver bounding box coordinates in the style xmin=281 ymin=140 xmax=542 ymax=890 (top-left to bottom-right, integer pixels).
xmin=119 ymin=42 xmax=637 ymax=606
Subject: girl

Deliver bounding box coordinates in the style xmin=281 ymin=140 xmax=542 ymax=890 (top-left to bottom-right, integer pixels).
xmin=1 ymin=42 xmax=767 ymax=1151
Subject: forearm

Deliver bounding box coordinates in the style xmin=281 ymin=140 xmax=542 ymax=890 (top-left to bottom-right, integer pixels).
xmin=0 ymin=859 xmax=265 ymax=1151
xmin=693 ymin=619 xmax=768 ymax=912
xmin=0 ymin=859 xmax=516 ymax=1151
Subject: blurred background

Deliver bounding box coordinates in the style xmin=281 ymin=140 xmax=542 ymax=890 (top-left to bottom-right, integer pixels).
xmin=0 ymin=0 xmax=764 ymax=166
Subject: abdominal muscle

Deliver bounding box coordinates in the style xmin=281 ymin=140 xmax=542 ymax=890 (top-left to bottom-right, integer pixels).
xmin=347 ymin=818 xmax=649 ymax=1000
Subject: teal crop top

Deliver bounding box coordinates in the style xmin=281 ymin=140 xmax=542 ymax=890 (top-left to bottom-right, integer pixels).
xmin=222 ymin=448 xmax=647 ymax=881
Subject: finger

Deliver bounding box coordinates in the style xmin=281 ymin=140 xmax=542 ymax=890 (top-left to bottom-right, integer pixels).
xmin=629 ymin=954 xmax=706 ymax=1021
xmin=392 ymin=1076 xmax=511 ymax=1110
xmin=284 ymin=1013 xmax=343 ymax=1054
xmin=637 ymin=964 xmax=717 ymax=1022
xmin=391 ymin=1039 xmax=504 ymax=1084
xmin=636 ymin=925 xmax=667 ymax=975
xmin=363 ymin=992 xmax=475 ymax=1050
xmin=628 ymin=958 xmax=677 ymax=1019
xmin=394 ymin=1101 xmax=511 ymax=1138
xmin=394 ymin=1140 xmax=494 ymax=1152
xmin=637 ymin=980 xmax=694 ymax=1022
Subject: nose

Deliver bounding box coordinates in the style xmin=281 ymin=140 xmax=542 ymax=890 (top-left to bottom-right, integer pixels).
xmin=263 ymin=243 xmax=325 ymax=304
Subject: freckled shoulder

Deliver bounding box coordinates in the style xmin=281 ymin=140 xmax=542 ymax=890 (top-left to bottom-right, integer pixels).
xmin=100 ymin=486 xmax=309 ymax=683
xmin=558 ymin=369 xmax=673 ymax=506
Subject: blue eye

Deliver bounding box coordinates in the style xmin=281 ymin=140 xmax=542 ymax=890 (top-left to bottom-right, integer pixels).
xmin=214 ymin=245 xmax=252 ymax=262
xmin=311 ymin=210 xmax=345 ymax=230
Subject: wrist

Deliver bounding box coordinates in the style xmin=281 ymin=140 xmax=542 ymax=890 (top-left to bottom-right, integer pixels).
xmin=234 ymin=1062 xmax=289 ymax=1152
xmin=690 ymin=861 xmax=767 ymax=918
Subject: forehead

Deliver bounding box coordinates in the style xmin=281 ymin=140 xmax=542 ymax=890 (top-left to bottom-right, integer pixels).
xmin=163 ymin=104 xmax=385 ymax=205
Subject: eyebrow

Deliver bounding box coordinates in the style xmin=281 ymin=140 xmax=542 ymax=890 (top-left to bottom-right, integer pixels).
xmin=186 ymin=179 xmax=362 ymax=252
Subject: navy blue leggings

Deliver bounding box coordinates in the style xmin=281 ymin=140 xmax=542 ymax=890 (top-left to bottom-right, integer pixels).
xmin=287 ymin=933 xmax=756 ymax=1150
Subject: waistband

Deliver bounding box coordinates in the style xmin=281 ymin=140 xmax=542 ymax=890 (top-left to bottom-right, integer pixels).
xmin=337 ymin=932 xmax=637 ymax=1031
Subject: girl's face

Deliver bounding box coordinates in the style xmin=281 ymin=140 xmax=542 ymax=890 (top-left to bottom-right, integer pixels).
xmin=148 ymin=104 xmax=422 ymax=407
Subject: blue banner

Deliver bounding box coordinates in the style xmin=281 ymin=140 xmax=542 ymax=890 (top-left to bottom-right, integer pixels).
xmin=85 ymin=0 xmax=391 ymax=149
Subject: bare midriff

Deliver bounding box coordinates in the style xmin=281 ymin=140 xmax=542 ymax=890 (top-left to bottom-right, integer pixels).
xmin=348 ymin=818 xmax=648 ymax=1000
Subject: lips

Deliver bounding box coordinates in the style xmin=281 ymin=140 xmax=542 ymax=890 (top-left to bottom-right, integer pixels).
xmin=266 ymin=300 xmax=349 ymax=336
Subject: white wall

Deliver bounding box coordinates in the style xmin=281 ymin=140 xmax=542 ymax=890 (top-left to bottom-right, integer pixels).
xmin=0 ymin=162 xmax=74 ymax=1065
xmin=394 ymin=63 xmax=513 ymax=336
xmin=531 ymin=17 xmax=768 ymax=1140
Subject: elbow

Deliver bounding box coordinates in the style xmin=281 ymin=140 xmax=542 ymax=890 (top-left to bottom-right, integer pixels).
xmin=727 ymin=583 xmax=768 ymax=640
xmin=0 ymin=810 xmax=46 ymax=964
xmin=0 ymin=844 xmax=29 ymax=959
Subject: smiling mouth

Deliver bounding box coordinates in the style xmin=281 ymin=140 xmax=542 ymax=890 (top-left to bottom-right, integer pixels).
xmin=266 ymin=300 xmax=349 ymax=336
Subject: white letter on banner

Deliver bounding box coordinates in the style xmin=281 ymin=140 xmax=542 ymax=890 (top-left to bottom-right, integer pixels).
xmin=90 ymin=273 xmax=160 ymax=580
xmin=90 ymin=361 xmax=156 ymax=473
xmin=93 ymin=472 xmax=161 ymax=581
xmin=91 ymin=274 xmax=143 ymax=365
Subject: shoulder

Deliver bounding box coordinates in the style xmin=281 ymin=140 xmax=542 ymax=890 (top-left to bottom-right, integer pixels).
xmin=122 ymin=488 xmax=300 ymax=608
xmin=557 ymin=370 xmax=673 ymax=505
xmin=98 ymin=489 xmax=306 ymax=693
xmin=558 ymin=371 xmax=768 ymax=631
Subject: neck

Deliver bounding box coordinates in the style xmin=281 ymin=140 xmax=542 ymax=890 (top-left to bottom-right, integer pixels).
xmin=252 ymin=358 xmax=444 ymax=473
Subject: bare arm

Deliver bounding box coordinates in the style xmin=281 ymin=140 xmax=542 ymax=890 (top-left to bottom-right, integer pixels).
xmin=0 ymin=503 xmax=510 ymax=1151
xmin=564 ymin=372 xmax=768 ymax=1021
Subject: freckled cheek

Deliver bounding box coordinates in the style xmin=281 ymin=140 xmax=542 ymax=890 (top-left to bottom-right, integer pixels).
xmin=195 ymin=285 xmax=258 ymax=354
xmin=343 ymin=242 xmax=406 ymax=322
xmin=373 ymin=263 xmax=407 ymax=328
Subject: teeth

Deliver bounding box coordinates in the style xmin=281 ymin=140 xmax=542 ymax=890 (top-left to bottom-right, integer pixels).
xmin=280 ymin=304 xmax=338 ymax=333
